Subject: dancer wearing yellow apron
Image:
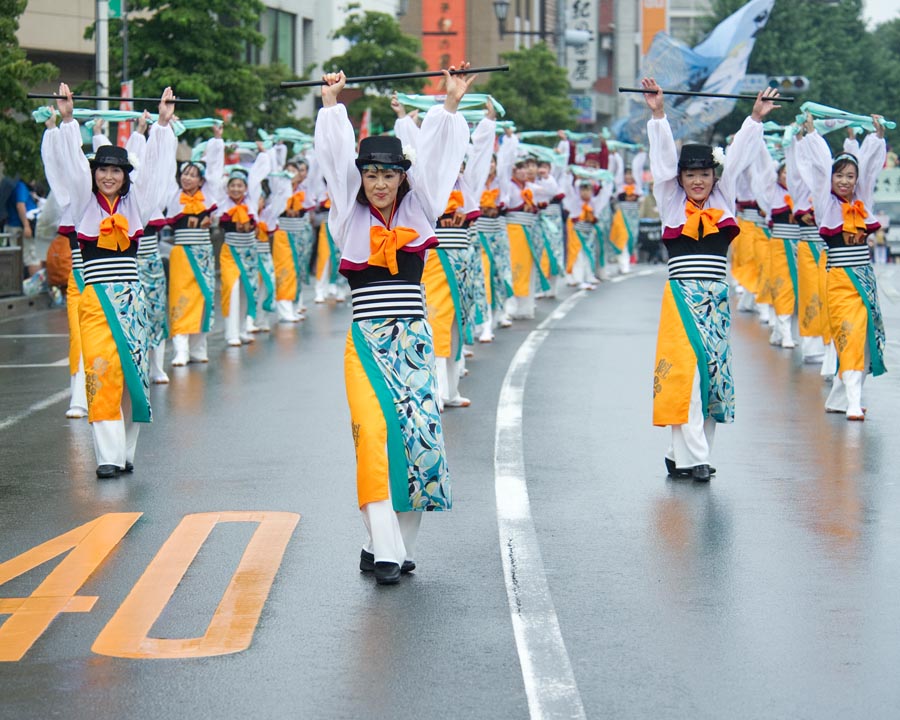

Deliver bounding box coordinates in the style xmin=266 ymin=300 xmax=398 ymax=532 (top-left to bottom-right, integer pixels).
xmin=761 ymin=162 xmax=799 ymax=348
xmin=165 ymin=127 xmax=224 ymax=366
xmin=315 ymin=67 xmax=475 ymax=584
xmin=642 ymin=77 xmax=777 ymax=481
xmin=274 ymin=158 xmax=317 ymax=321
xmin=41 ymin=83 xmax=176 ymax=478
xmin=797 ymin=114 xmax=888 ymax=420
xmin=473 ymin=157 xmax=513 ymax=341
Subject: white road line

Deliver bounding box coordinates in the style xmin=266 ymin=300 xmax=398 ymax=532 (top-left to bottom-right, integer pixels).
xmin=495 ymin=291 xmax=587 ymax=720
xmin=0 ymin=334 xmax=68 ymax=339
xmin=0 ymin=389 xmax=71 ymax=432
xmin=0 ymin=358 xmax=68 ymax=369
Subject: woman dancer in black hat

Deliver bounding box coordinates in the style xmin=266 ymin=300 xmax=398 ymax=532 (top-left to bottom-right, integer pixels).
xmin=641 ymin=77 xmax=779 ymax=481
xmin=314 ymin=65 xmax=477 ymax=585
xmin=41 ymin=83 xmax=177 ymax=478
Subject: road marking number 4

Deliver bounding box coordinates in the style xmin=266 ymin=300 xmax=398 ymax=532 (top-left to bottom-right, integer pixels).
xmin=0 ymin=512 xmax=299 ymax=661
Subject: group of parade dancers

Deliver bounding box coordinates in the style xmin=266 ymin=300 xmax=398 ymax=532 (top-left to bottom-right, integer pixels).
xmin=40 ymin=70 xmax=888 ymax=582
xmin=44 ymin=81 xmax=641 ymax=478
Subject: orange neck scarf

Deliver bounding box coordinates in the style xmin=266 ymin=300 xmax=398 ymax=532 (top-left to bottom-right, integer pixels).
xmin=443 ymin=190 xmax=465 ymax=216
xmin=579 ymin=204 xmax=596 ymax=223
xmin=368 ymin=226 xmax=420 ymax=275
xmin=287 ymin=191 xmax=306 ymax=212
xmin=98 ymin=213 xmax=131 ymax=252
xmin=521 ymin=187 xmax=535 ymax=210
xmin=623 ymin=184 xmax=635 ymax=197
xmin=256 ymin=222 xmax=269 ymax=241
xmin=841 ymin=200 xmax=868 ymax=234
xmin=480 ymin=188 xmax=500 ymax=209
xmin=180 ymin=191 xmax=206 ymax=215
xmin=682 ymin=201 xmax=724 ymax=241
xmin=229 ymin=203 xmax=251 ymax=225
xmin=784 ymin=194 xmax=794 ymax=212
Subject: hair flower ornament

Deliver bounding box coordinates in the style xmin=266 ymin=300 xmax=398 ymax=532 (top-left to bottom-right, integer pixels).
xmin=712 ymin=146 xmax=726 ymax=167
xmin=402 ymin=145 xmax=416 ymax=166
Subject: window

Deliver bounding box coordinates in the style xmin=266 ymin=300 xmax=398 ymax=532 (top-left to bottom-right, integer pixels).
xmin=246 ymin=8 xmax=296 ymax=70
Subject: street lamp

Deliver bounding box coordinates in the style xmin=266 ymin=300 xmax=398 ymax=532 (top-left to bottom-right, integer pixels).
xmin=493 ymin=0 xmax=549 ymax=39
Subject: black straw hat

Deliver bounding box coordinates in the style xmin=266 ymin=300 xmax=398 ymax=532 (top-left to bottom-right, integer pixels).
xmin=678 ymin=144 xmax=715 ymax=171
xmin=355 ymin=136 xmax=410 ymax=171
xmin=91 ymin=145 xmax=133 ymax=173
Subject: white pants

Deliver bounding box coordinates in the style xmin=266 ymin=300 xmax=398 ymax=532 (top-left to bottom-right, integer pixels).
xmin=436 ymin=323 xmax=465 ymax=403
xmin=69 ymin=356 xmax=88 ymax=413
xmin=570 ymin=252 xmax=594 ymax=286
xmin=825 ymin=369 xmax=866 ymax=416
xmin=223 ymin=282 xmax=244 ymax=344
xmin=91 ymin=389 xmax=140 ymax=468
xmin=800 ymin=335 xmax=826 ymax=364
xmin=506 ymin=273 xmax=536 ymax=320
xmin=361 ymin=500 xmax=422 ymax=566
xmin=666 ymin=369 xmax=717 ymax=468
xmin=172 ymin=333 xmax=208 ymax=363
xmin=150 ymin=341 xmax=167 ymax=380
xmin=618 ymin=248 xmax=630 ymax=274
xmin=737 ymin=290 xmax=756 ymax=312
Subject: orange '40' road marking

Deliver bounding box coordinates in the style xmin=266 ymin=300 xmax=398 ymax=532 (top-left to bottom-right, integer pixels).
xmin=0 ymin=511 xmax=300 ymax=661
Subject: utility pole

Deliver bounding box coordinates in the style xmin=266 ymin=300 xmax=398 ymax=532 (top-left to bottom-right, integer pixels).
xmin=556 ymin=0 xmax=566 ymax=67
xmin=96 ymin=0 xmax=110 ymax=111
xmin=122 ymin=0 xmax=128 ymax=84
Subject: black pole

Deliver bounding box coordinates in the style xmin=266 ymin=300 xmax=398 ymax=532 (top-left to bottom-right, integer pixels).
xmin=27 ymin=94 xmax=199 ymax=104
xmin=281 ymin=64 xmax=510 ymax=89
xmin=617 ymin=87 xmax=794 ymax=103
xmin=122 ymin=0 xmax=128 ymax=85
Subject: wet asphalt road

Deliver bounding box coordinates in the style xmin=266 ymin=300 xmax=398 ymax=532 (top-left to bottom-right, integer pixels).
xmin=2 ymin=264 xmax=900 ymax=719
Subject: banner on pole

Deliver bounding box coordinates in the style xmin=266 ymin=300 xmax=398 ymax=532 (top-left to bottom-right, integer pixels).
xmin=116 ymin=80 xmax=133 ymax=147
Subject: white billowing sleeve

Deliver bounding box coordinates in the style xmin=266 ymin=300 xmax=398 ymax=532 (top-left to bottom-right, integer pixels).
xmin=393 ymin=115 xmax=420 ymax=151
xmin=462 ymin=117 xmax=495 ymax=198
xmin=496 ymin=132 xmax=519 ymax=206
xmin=610 ymin=152 xmax=624 ymax=188
xmin=42 ymin=120 xmax=92 ymax=223
xmin=305 ymin=149 xmax=326 ymax=206
xmin=843 ymin=136 xmax=861 ymax=155
xmin=92 ymin=133 xmax=112 ymax=151
xmin=856 ymin=133 xmax=886 ymax=209
xmin=718 ymin=116 xmax=765 ymax=207
xmin=593 ymin=183 xmax=613 ymax=216
xmin=247 ymin=150 xmax=271 ymax=215
xmin=134 ymin=122 xmax=178 ymax=226
xmin=314 ymin=103 xmax=364 ymax=238
xmin=751 ymin=154 xmax=778 ymax=216
xmin=796 ymin=132 xmax=835 ymax=221
xmin=408 ymin=105 xmax=470 ymax=221
xmin=125 ymin=132 xmax=146 ymax=164
xmin=647 ymin=116 xmax=679 ymax=213
xmin=202 ymin=137 xmax=226 ymax=206
xmin=265 ymin=148 xmax=292 ymax=226
xmin=632 ymin=151 xmax=647 ymax=195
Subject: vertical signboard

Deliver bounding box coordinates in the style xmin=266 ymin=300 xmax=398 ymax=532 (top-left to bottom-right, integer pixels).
xmin=422 ymin=0 xmax=467 ymax=94
xmin=641 ymin=0 xmax=668 ymax=56
xmin=567 ymin=0 xmax=597 ymax=90
xmin=116 ymin=80 xmax=133 ymax=148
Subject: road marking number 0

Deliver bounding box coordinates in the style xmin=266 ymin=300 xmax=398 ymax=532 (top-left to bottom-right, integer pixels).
xmin=0 ymin=512 xmax=299 ymax=661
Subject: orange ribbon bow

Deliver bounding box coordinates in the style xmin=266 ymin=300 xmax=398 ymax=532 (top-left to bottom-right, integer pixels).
xmin=323 ymin=196 xmax=331 ymax=209
xmin=841 ymin=200 xmax=868 ymax=234
xmin=368 ymin=226 xmax=420 ymax=275
xmin=256 ymin=221 xmax=269 ymax=241
xmin=180 ymin=191 xmax=206 ymax=216
xmin=229 ymin=203 xmax=251 ymax=225
xmin=623 ymin=184 xmax=636 ymax=197
xmin=98 ymin=213 xmax=131 ymax=252
xmin=480 ymin=188 xmax=500 ymax=209
xmin=784 ymin=194 xmax=794 ymax=212
xmin=521 ymin=188 xmax=535 ymax=209
xmin=443 ymin=190 xmax=465 ymax=216
xmin=682 ymin=201 xmax=724 ymax=241
xmin=287 ymin=191 xmax=306 ymax=212
xmin=579 ymin=204 xmax=596 ymax=224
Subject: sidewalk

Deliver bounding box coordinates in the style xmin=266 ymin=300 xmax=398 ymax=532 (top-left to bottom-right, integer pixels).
xmin=0 ymin=290 xmax=59 ymax=322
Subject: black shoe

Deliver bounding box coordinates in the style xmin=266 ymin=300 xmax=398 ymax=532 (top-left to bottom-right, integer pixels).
xmin=374 ymin=561 xmax=401 ymax=585
xmin=692 ymin=464 xmax=711 ymax=482
xmin=123 ymin=461 xmax=134 ymax=473
xmin=666 ymin=458 xmax=716 ymax=477
xmin=96 ymin=464 xmax=120 ymax=479
xmin=360 ymin=549 xmax=415 ymax=574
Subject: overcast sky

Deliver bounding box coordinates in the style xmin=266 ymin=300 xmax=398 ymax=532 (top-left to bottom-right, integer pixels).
xmin=863 ymin=0 xmax=899 ymax=27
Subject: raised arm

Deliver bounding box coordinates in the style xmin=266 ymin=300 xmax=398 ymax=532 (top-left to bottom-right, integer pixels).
xmin=462 ymin=113 xmax=496 ymax=196
xmin=718 ymin=88 xmax=779 ymax=202
xmin=795 ymin=129 xmax=835 ymax=219
xmin=856 ymin=119 xmax=887 ymax=208
xmin=202 ymin=124 xmax=226 ymax=206
xmin=496 ymin=128 xmax=519 ymax=204
xmin=314 ymin=71 xmax=364 ymax=231
xmin=133 ymin=88 xmax=178 ymax=224
xmin=41 ymin=83 xmax=92 ymax=221
xmin=642 ymin=78 xmax=679 ymax=210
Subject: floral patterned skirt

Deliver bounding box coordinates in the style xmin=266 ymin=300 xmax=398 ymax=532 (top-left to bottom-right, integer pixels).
xmin=344 ymin=317 xmax=450 ymax=512
xmin=137 ymin=253 xmax=168 ymax=346
xmin=653 ymin=279 xmax=734 ymax=426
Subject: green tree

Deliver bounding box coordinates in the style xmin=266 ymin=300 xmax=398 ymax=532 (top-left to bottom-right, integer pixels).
xmin=701 ymin=0 xmax=899 ymax=145
xmin=482 ymin=43 xmax=576 ymax=131
xmin=0 ymin=0 xmax=57 ymax=180
xmin=85 ymin=0 xmax=308 ymax=137
xmin=323 ymin=6 xmax=427 ymax=129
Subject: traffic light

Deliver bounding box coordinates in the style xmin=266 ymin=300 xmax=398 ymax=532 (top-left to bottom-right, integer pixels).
xmin=767 ymin=76 xmax=810 ymax=93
